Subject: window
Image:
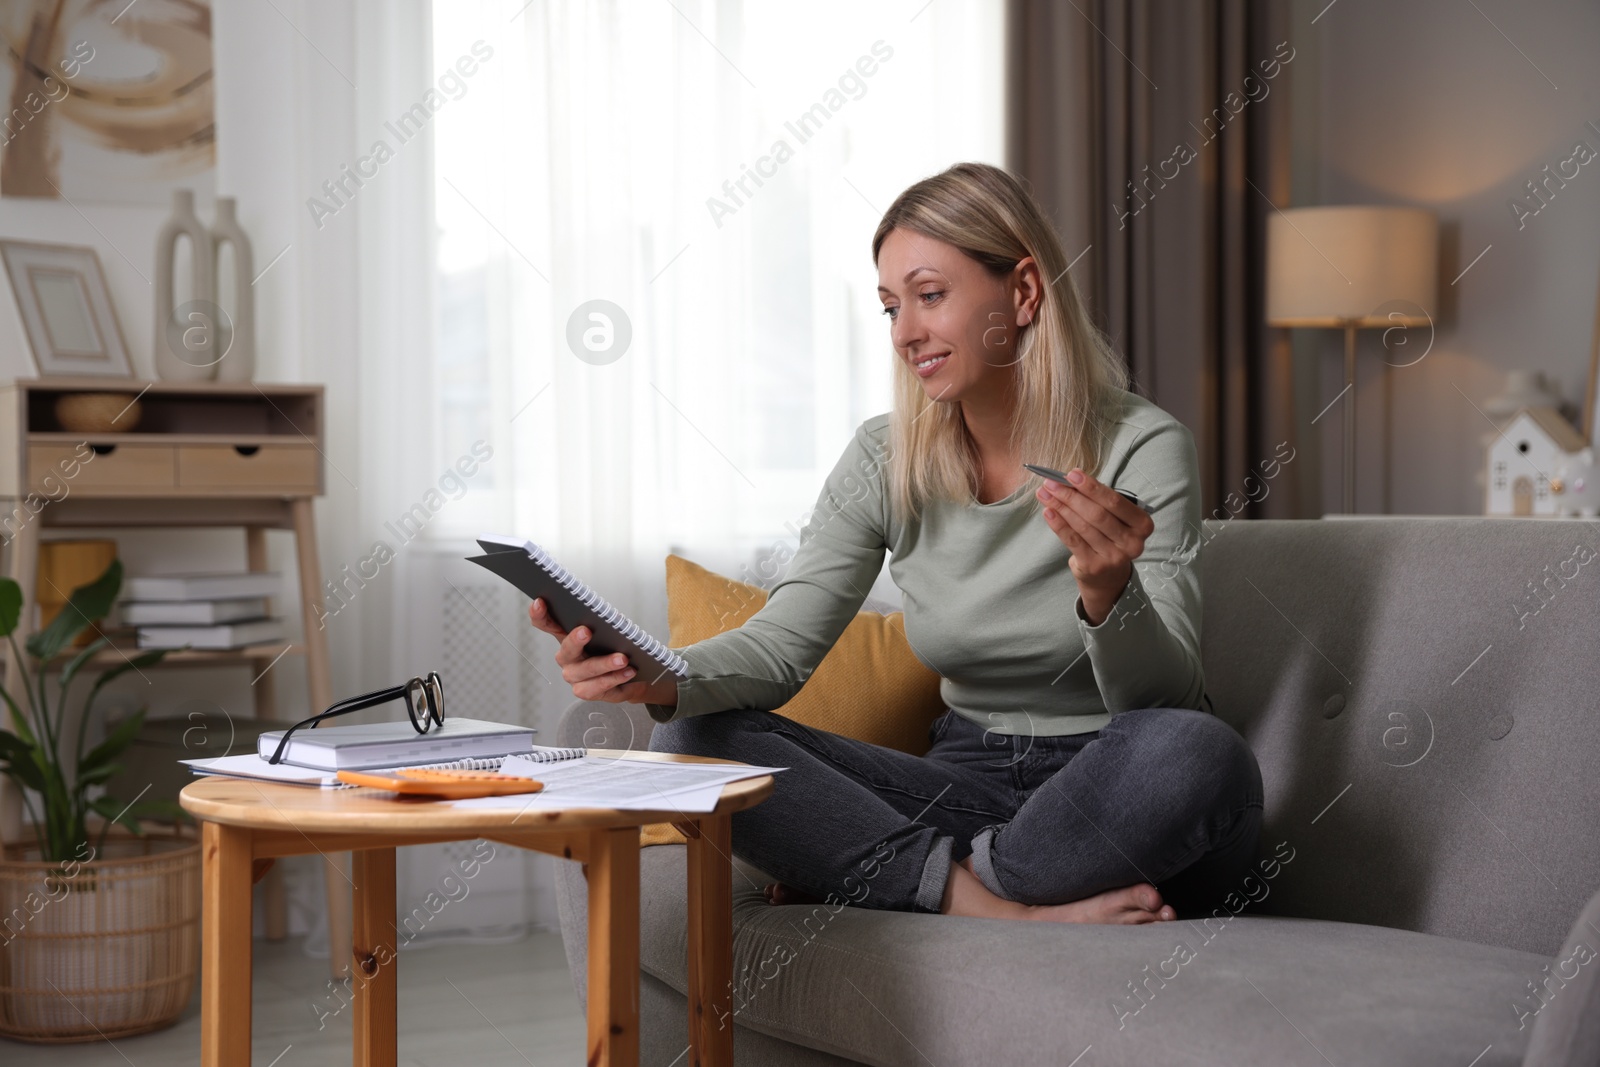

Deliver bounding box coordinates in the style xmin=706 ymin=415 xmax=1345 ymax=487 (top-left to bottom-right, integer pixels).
xmin=428 ymin=0 xmax=1004 ymax=572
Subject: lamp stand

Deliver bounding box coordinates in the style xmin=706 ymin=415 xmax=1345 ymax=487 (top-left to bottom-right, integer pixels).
xmin=1342 ymin=320 xmax=1358 ymax=514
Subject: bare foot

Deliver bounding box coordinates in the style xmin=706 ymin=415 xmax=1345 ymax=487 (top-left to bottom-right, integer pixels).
xmin=1027 ymin=882 xmax=1176 ymax=924
xmin=941 ymin=860 xmax=1176 ymax=924
xmin=762 ymin=882 xmax=824 ymax=907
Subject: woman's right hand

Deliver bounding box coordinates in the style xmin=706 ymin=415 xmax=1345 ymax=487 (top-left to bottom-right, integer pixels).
xmin=527 ymin=598 xmax=679 ymax=707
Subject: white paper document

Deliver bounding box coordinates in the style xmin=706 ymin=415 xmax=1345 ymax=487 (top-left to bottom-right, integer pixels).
xmin=447 ymin=754 xmax=785 ymax=813
xmin=181 ymin=750 xmax=785 ymax=812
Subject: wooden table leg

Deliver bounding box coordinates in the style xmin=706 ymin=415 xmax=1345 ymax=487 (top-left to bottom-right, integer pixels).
xmin=352 ymin=847 xmax=398 ymax=1067
xmin=245 ymin=525 xmax=280 ymax=723
xmin=3 ymin=504 xmax=38 ymax=687
xmin=249 ymin=521 xmax=287 ymax=954
xmin=201 ymin=821 xmax=253 ymax=1067
xmin=290 ymin=496 xmax=352 ymax=977
xmin=686 ymin=814 xmax=734 ymax=1067
xmin=587 ymin=826 xmax=641 ymax=1067
xmin=288 ymin=498 xmax=333 ymax=714
xmin=0 ymin=507 xmax=37 ymax=845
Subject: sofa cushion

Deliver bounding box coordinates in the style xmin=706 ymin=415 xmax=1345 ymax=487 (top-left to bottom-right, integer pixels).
xmin=665 ymin=554 xmax=945 ymax=753
xmin=640 ymin=555 xmax=946 ymax=847
xmin=1201 ymin=517 xmax=1600 ymax=955
xmin=562 ymin=843 xmax=1548 ymax=1067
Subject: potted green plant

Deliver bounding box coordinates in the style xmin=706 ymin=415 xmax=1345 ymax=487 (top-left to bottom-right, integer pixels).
xmin=0 ymin=559 xmax=200 ymax=1042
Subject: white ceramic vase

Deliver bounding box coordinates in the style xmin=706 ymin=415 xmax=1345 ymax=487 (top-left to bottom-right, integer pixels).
xmin=152 ymin=189 xmax=218 ymax=381
xmin=211 ymin=196 xmax=256 ymax=382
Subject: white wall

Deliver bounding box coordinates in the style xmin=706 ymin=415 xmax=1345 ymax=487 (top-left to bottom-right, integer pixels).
xmin=0 ymin=0 xmax=409 ymax=940
xmin=1 ymin=0 xmax=567 ymax=947
xmin=0 ymin=0 xmax=382 ymax=715
xmin=1299 ymin=0 xmax=1600 ymax=514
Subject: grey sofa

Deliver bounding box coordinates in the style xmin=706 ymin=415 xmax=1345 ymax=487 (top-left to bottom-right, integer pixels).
xmin=552 ymin=518 xmax=1600 ymax=1066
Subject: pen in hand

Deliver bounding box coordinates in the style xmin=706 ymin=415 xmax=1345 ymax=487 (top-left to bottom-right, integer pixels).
xmin=1023 ymin=463 xmax=1156 ymax=516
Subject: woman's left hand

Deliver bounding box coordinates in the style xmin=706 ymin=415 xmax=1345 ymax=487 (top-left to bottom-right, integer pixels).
xmin=1037 ymin=468 xmax=1155 ymax=626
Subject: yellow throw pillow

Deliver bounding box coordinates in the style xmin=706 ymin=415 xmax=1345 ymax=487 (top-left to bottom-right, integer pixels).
xmin=640 ymin=554 xmax=946 ymax=847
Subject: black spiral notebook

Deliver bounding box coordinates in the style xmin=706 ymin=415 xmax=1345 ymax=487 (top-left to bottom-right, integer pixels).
xmin=467 ymin=535 xmax=688 ymax=680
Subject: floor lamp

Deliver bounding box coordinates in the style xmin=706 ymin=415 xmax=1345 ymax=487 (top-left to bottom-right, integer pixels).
xmin=1266 ymin=206 xmax=1438 ymax=514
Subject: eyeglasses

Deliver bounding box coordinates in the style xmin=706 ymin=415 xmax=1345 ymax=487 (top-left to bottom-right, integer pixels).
xmin=266 ymin=671 xmax=444 ymax=765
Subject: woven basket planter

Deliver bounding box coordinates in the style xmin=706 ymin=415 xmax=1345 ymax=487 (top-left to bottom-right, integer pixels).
xmin=0 ymin=829 xmax=200 ymax=1042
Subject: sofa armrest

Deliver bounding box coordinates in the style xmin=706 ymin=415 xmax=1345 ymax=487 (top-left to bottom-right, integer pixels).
xmin=555 ymin=698 xmax=658 ymax=751
xmin=1524 ymin=884 xmax=1600 ymax=1066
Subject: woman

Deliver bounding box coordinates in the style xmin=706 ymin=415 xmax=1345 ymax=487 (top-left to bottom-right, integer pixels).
xmin=528 ymin=162 xmax=1262 ymax=925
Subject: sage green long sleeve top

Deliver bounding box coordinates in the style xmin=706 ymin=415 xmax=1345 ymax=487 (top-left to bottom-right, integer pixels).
xmin=647 ymin=390 xmax=1208 ymax=736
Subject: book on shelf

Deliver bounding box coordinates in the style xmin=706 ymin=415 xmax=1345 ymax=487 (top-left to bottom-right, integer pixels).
xmin=124 ymin=571 xmax=281 ymax=602
xmin=135 ymin=617 xmax=286 ymax=650
xmin=120 ymin=597 xmax=269 ymax=626
xmin=254 ymin=717 xmax=543 ymax=771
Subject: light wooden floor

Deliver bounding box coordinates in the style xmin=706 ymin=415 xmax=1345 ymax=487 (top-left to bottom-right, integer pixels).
xmin=0 ymin=934 xmax=588 ymax=1066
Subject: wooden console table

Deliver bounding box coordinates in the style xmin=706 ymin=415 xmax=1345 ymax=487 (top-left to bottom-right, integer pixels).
xmin=0 ymin=376 xmax=350 ymax=971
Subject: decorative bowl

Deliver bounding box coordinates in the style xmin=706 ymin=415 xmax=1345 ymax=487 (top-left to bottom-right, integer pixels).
xmin=54 ymin=393 xmax=142 ymax=433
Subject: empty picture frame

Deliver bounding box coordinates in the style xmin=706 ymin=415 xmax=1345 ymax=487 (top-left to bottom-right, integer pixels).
xmin=0 ymin=239 xmax=132 ymax=377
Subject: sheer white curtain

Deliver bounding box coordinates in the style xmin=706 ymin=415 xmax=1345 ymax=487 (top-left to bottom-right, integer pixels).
xmin=344 ymin=0 xmax=1001 ymax=932
xmin=429 ymin=0 xmax=1002 ymax=558
xmin=379 ymin=1 xmax=1003 ymax=723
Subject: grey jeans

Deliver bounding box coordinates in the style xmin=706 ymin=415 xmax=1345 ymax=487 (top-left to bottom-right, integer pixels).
xmin=648 ymin=705 xmax=1263 ymax=916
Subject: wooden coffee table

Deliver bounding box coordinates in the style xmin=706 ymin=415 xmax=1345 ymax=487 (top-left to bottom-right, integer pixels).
xmin=179 ymin=751 xmax=774 ymax=1067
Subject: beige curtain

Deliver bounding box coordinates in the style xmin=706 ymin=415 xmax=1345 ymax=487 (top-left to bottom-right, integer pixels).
xmin=1007 ymin=0 xmax=1301 ymax=519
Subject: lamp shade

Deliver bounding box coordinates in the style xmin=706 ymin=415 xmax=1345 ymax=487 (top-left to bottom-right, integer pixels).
xmin=1265 ymin=205 xmax=1438 ymax=327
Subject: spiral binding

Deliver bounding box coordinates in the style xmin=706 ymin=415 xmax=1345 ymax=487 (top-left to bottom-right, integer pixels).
xmin=417 ymin=756 xmax=506 ymax=771
xmin=404 ymin=747 xmax=586 ymax=771
xmin=525 ymin=543 xmax=689 ymax=678
xmin=521 ymin=745 xmax=588 ymax=763
xmin=330 ymin=747 xmax=586 ymax=787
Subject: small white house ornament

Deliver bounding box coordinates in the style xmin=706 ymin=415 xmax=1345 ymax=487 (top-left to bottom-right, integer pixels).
xmin=1485 ymin=406 xmax=1598 ymax=517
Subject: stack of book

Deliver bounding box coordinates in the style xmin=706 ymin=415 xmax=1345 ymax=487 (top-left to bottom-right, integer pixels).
xmin=122 ymin=572 xmax=286 ymax=650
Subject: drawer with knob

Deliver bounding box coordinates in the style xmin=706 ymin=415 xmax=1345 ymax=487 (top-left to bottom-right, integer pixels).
xmin=176 ymin=444 xmax=320 ymax=493
xmin=28 ymin=443 xmax=175 ymax=493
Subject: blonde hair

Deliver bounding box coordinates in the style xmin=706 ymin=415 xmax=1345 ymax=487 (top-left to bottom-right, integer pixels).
xmin=871 ymin=162 xmax=1130 ymax=521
